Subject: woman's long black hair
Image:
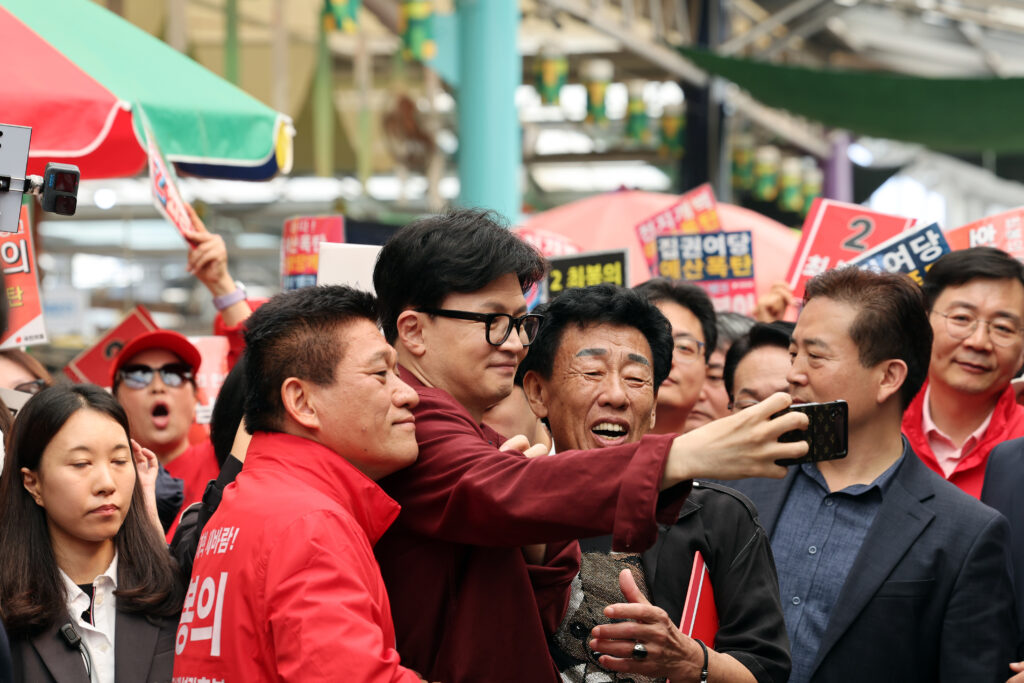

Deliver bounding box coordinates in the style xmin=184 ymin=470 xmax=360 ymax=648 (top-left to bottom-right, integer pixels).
xmin=0 ymin=384 xmax=183 ymax=636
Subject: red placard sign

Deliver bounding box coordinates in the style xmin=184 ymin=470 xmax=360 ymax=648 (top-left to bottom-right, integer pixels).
xmin=64 ymin=306 xmax=158 ymax=387
xmin=281 ymin=215 xmax=346 ymax=290
xmin=0 ymin=205 xmax=46 ymax=349
xmin=944 ymin=207 xmax=1024 ymax=260
xmin=188 ymin=336 xmax=230 ymax=425
xmin=634 ymin=183 xmax=720 ymax=276
xmin=785 ymin=198 xmax=916 ymax=299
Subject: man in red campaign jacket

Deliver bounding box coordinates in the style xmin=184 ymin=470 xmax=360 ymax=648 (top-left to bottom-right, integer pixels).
xmin=901 ymin=247 xmax=1024 ymax=498
xmin=371 ymin=209 xmax=810 ymax=682
xmin=172 ymin=286 xmax=427 ymax=682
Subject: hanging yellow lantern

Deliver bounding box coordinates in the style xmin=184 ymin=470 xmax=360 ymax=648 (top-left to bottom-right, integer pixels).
xmin=535 ymin=45 xmax=568 ymax=105
xmin=581 ymin=59 xmax=613 ymax=126
xmin=659 ymin=103 xmax=685 ymax=159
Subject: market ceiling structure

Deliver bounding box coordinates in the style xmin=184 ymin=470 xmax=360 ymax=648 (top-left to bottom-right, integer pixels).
xmin=85 ymin=0 xmax=1024 ymax=181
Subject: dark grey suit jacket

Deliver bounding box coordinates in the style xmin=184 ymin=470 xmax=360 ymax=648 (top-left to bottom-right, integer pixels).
xmin=0 ymin=621 xmax=12 ymax=683
xmin=10 ymin=610 xmax=175 ymax=683
xmin=731 ymin=451 xmax=1017 ymax=683
xmin=982 ymin=437 xmax=1024 ymax=658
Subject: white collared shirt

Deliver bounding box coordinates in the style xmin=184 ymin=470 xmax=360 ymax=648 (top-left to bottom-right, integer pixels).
xmin=59 ymin=553 xmax=118 ymax=683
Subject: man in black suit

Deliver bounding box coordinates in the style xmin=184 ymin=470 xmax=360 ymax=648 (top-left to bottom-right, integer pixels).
xmin=731 ymin=267 xmax=1017 ymax=683
xmin=982 ymin=437 xmax=1024 ymax=678
xmin=0 ymin=622 xmax=10 ymax=683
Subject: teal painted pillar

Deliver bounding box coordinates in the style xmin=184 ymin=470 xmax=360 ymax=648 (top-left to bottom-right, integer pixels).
xmin=456 ymin=0 xmax=520 ymax=223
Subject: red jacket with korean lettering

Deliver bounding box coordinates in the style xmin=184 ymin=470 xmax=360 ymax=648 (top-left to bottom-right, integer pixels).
xmin=902 ymin=381 xmax=1024 ymax=498
xmin=171 ymin=431 xmax=422 ymax=683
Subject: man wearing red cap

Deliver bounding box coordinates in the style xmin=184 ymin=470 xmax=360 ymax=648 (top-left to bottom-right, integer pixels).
xmin=112 ymin=329 xmax=219 ymax=533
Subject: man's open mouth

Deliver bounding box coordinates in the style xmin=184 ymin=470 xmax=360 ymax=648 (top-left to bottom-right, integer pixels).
xmin=591 ymin=422 xmax=629 ymax=439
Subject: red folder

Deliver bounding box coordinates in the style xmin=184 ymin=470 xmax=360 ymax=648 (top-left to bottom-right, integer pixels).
xmin=680 ymin=551 xmax=718 ymax=644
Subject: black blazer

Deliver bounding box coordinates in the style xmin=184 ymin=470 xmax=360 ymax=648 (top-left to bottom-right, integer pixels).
xmin=731 ymin=451 xmax=1017 ymax=683
xmin=10 ymin=610 xmax=175 ymax=683
xmin=982 ymin=437 xmax=1024 ymax=658
xmin=0 ymin=621 xmax=12 ymax=683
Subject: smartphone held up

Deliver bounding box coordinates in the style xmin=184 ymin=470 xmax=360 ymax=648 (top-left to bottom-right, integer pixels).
xmin=773 ymin=400 xmax=848 ymax=467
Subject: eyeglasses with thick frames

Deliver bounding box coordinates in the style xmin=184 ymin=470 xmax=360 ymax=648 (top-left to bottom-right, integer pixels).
xmin=416 ymin=308 xmax=545 ymax=347
xmin=672 ymin=336 xmax=706 ymax=363
xmin=117 ymin=363 xmax=195 ymax=390
xmin=13 ymin=378 xmax=46 ymax=395
xmin=933 ymin=310 xmax=1024 ymax=347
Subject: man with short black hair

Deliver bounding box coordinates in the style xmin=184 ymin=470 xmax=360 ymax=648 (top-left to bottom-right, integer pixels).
xmin=902 ymin=246 xmax=1024 ymax=497
xmin=732 ymin=267 xmax=1017 ymax=682
xmin=372 ymin=209 xmax=808 ymax=682
xmin=724 ymin=321 xmax=795 ymax=412
xmin=172 ymin=285 xmax=425 ymax=682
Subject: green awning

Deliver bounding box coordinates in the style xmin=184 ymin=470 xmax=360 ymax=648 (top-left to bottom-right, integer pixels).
xmin=682 ymin=48 xmax=1024 ymax=153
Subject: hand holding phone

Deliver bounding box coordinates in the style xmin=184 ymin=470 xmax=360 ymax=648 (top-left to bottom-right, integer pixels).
xmin=773 ymin=400 xmax=848 ymax=466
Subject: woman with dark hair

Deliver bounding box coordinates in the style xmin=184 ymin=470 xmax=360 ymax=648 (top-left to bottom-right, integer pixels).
xmin=0 ymin=384 xmax=183 ymax=683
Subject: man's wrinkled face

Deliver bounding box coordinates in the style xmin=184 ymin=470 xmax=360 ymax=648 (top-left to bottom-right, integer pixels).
xmin=928 ymin=278 xmax=1024 ymax=402
xmin=528 ymin=323 xmax=656 ymax=451
xmin=114 ymin=348 xmax=196 ymax=460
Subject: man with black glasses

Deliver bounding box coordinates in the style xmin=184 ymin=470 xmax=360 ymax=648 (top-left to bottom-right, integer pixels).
xmin=112 ymin=330 xmax=219 ymax=535
xmin=901 ymin=247 xmax=1024 ymax=499
xmin=372 ymin=209 xmax=810 ymax=683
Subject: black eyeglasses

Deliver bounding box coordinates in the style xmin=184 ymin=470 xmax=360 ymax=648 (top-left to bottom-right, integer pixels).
xmin=13 ymin=378 xmax=46 ymax=395
xmin=117 ymin=363 xmax=194 ymax=390
xmin=416 ymin=308 xmax=545 ymax=347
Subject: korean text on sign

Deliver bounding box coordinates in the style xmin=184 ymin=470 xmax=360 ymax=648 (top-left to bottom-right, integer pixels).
xmin=545 ymin=249 xmax=628 ymax=302
xmin=944 ymin=207 xmax=1024 ymax=261
xmin=634 ymin=184 xmax=720 ymax=276
xmin=656 ymin=231 xmax=757 ymax=315
xmin=0 ymin=205 xmax=46 ymax=349
xmin=846 ymin=223 xmax=950 ymax=286
xmin=785 ymin=198 xmax=916 ymax=299
xmin=281 ymin=216 xmax=346 ymax=291
xmin=656 ymin=232 xmax=753 ymax=281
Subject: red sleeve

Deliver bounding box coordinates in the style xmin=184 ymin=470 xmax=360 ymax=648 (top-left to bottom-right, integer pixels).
xmin=213 ymin=299 xmax=258 ymax=371
xmin=265 ymin=511 xmax=423 ymax=683
xmin=527 ymin=540 xmax=581 ymax=636
xmin=380 ymin=387 xmax=690 ymax=553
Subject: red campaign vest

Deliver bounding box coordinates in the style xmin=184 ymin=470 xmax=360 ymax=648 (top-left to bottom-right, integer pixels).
xmin=902 ymin=381 xmax=1024 ymax=498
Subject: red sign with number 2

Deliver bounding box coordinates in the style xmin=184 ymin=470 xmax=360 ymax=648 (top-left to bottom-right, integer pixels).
xmin=786 ymin=198 xmax=916 ymax=299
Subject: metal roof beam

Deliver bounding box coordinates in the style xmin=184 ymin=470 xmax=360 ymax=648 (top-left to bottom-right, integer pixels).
xmin=719 ymin=0 xmax=830 ymax=55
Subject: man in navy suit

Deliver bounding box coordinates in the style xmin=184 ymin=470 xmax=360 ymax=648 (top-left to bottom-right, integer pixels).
xmin=982 ymin=437 xmax=1024 ymax=678
xmin=731 ymin=267 xmax=1017 ymax=683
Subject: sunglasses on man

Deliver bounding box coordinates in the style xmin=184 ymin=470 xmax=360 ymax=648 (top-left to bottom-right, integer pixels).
xmin=116 ymin=363 xmax=195 ymax=390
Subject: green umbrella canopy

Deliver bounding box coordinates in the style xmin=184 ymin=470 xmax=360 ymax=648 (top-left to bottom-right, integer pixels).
xmin=2 ymin=0 xmax=293 ymax=179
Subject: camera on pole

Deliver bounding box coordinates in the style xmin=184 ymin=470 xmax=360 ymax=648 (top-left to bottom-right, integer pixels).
xmin=0 ymin=123 xmax=80 ymax=233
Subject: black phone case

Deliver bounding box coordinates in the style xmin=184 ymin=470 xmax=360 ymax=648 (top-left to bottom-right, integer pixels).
xmin=775 ymin=400 xmax=849 ymax=466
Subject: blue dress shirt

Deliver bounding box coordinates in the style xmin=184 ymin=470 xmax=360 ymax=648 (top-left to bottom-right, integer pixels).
xmin=771 ymin=450 xmax=905 ymax=683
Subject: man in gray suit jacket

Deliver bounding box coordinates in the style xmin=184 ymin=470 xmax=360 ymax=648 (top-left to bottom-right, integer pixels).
xmin=731 ymin=267 xmax=1017 ymax=683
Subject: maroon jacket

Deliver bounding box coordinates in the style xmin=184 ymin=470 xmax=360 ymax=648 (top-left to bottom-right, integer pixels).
xmin=375 ymin=367 xmax=690 ymax=682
